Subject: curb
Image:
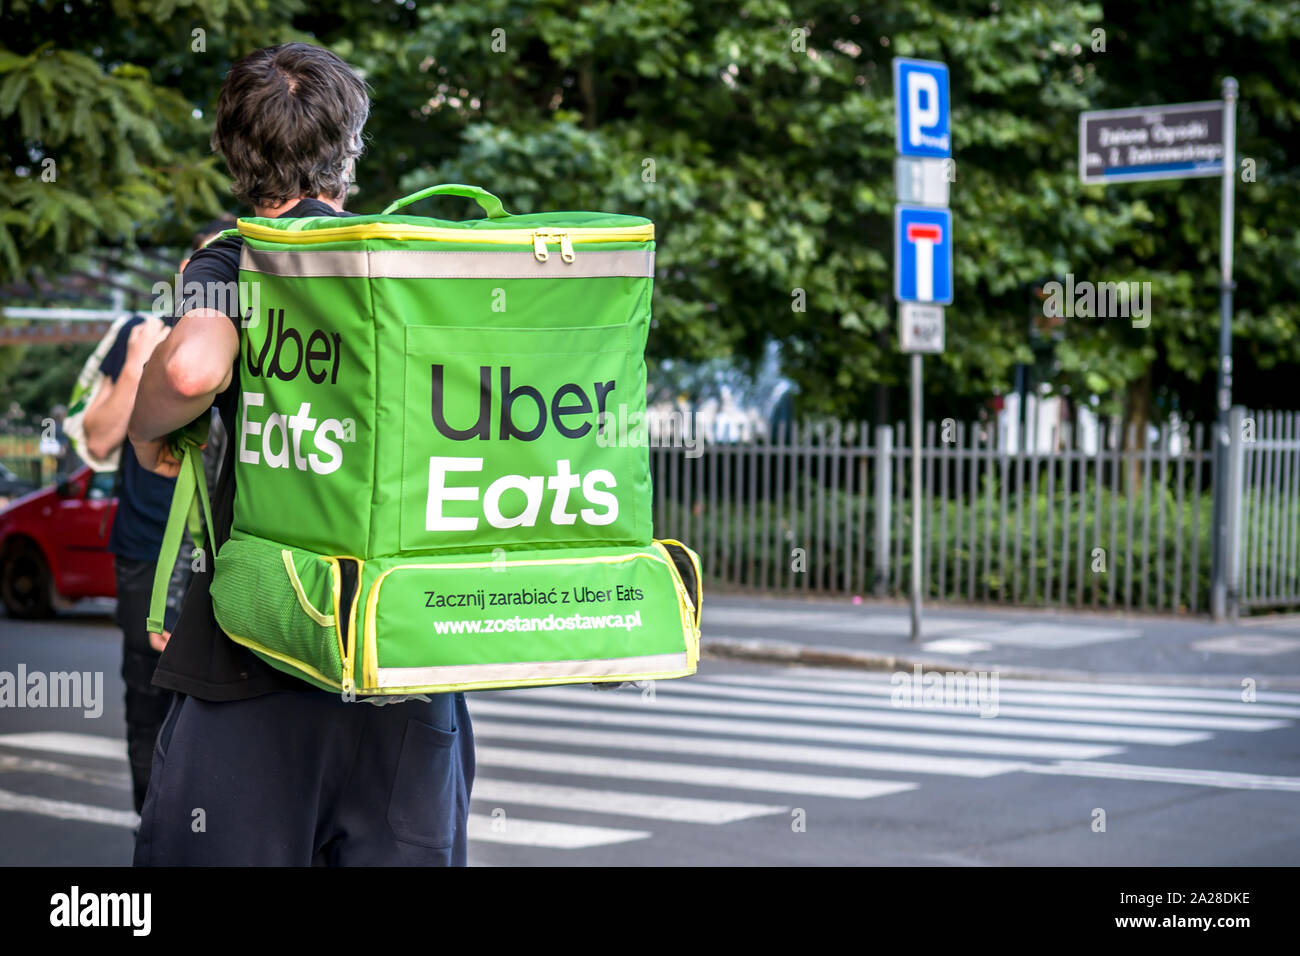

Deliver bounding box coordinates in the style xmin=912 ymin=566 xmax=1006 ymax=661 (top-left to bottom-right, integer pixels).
xmin=701 ymin=636 xmax=1300 ymax=691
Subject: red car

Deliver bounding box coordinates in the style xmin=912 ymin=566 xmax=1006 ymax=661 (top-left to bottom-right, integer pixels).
xmin=0 ymin=466 xmax=117 ymax=618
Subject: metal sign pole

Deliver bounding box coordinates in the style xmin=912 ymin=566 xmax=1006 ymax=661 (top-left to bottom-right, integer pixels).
xmin=1079 ymin=85 xmax=1238 ymax=620
xmin=910 ymin=351 xmax=923 ymax=642
xmin=1211 ymin=76 xmax=1238 ymax=621
xmin=894 ymin=57 xmax=950 ymax=645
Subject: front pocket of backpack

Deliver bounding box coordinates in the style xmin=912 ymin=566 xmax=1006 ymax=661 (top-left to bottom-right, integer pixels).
xmin=211 ymin=534 xmax=346 ymax=690
xmin=358 ymin=546 xmax=696 ymax=694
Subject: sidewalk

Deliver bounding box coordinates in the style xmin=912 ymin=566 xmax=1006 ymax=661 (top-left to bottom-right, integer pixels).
xmin=700 ymin=593 xmax=1300 ymax=689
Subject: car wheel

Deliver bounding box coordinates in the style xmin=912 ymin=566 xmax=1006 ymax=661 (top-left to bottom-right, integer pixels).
xmin=1 ymin=542 xmax=55 ymax=619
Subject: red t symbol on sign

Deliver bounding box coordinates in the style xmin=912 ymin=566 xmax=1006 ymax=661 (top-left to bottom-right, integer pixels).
xmin=905 ymin=223 xmax=943 ymax=301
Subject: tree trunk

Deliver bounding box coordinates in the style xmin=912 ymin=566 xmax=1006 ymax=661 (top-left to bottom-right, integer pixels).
xmin=580 ymin=60 xmax=598 ymax=129
xmin=1124 ymin=369 xmax=1153 ymax=493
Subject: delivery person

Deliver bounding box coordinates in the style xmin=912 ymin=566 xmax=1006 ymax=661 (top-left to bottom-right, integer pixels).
xmin=80 ymin=216 xmax=229 ymax=814
xmin=81 ymin=312 xmax=174 ymax=813
xmin=127 ymin=42 xmax=474 ymax=866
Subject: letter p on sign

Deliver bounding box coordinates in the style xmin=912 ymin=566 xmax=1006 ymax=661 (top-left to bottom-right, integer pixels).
xmin=894 ymin=58 xmax=951 ymax=158
xmin=908 ymin=72 xmax=940 ymax=147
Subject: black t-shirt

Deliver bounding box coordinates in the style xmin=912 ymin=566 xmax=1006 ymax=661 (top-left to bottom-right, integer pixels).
xmin=99 ymin=317 xmax=179 ymax=562
xmin=153 ymin=199 xmax=357 ymax=701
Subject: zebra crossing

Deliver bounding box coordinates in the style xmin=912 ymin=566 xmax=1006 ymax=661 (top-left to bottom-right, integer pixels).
xmin=0 ymin=666 xmax=1298 ymax=858
xmin=464 ymin=668 xmax=1300 ymax=851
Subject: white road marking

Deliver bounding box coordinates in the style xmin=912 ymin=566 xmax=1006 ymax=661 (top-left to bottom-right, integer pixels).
xmin=474 ymin=746 xmax=919 ymax=799
xmin=510 ymin=688 xmax=1210 ymax=745
xmin=1190 ymin=634 xmax=1300 ymax=656
xmin=0 ymin=753 xmax=130 ymax=790
xmin=0 ymin=787 xmax=137 ymax=829
xmin=467 ymin=813 xmax=649 ymax=848
xmin=702 ymin=674 xmax=1300 ymax=719
xmin=641 ymin=680 xmax=1287 ymax=731
xmin=468 ymin=698 xmax=1123 ymax=760
xmin=471 ymin=778 xmax=787 ymax=824
xmin=921 ymin=638 xmax=994 ymax=654
xmin=473 ymin=718 xmax=1025 ymax=777
xmin=1024 ymin=761 xmax=1300 ymax=792
xmin=776 ymin=669 xmax=1300 ymax=704
xmin=961 ymin=622 xmax=1140 ymax=648
xmin=0 ymin=732 xmax=126 ymax=761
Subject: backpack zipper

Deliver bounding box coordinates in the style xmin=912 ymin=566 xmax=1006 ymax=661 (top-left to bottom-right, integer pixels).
xmin=236 ymin=220 xmax=652 ymax=250
xmin=532 ymin=231 xmax=577 ymax=263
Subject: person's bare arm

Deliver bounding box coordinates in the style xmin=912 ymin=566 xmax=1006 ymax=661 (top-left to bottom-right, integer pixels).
xmin=128 ymin=308 xmax=238 ymax=477
xmin=83 ymin=318 xmax=170 ymax=461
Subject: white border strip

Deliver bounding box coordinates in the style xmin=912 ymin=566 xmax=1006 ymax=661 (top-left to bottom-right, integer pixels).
xmin=376 ymin=652 xmax=688 ymax=688
xmin=241 ymin=248 xmax=654 ymax=279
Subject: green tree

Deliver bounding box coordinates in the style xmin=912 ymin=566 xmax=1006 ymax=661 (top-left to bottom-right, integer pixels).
xmin=358 ymin=0 xmax=1299 ymax=429
xmin=0 ymin=0 xmax=305 ymax=416
xmin=3 ymin=0 xmax=1298 ymax=432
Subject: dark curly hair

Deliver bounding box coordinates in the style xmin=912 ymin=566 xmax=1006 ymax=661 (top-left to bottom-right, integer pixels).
xmin=211 ymin=43 xmax=370 ymax=209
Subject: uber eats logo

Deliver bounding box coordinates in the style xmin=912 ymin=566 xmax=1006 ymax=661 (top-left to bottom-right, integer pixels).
xmin=426 ymin=363 xmax=619 ymax=532
xmin=238 ymin=309 xmax=355 ymax=475
xmin=235 ymin=309 xmax=627 ymax=535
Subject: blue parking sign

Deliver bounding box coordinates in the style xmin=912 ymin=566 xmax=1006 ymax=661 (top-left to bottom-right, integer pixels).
xmin=894 ymin=58 xmax=951 ymax=158
xmin=895 ymin=206 xmax=953 ymax=304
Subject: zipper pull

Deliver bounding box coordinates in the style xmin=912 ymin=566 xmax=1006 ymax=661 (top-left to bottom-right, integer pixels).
xmin=559 ymin=234 xmax=575 ymax=263
xmin=533 ymin=232 xmax=550 ymax=262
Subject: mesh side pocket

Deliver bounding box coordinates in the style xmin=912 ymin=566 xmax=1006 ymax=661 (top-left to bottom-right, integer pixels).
xmin=211 ymin=535 xmax=344 ymax=689
xmin=657 ymin=539 xmax=701 ymax=631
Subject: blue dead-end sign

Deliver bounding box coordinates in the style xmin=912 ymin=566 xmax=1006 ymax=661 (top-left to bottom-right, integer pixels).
xmin=895 ymin=205 xmax=953 ymax=305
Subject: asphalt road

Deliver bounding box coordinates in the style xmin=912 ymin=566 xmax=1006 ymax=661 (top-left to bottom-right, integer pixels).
xmin=1 ymin=610 xmax=1298 ymax=866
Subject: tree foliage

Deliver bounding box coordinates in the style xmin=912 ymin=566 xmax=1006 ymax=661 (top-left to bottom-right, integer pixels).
xmin=3 ymin=0 xmax=1299 ymax=427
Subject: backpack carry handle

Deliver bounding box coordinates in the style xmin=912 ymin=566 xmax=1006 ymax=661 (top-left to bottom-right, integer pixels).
xmin=381 ymin=183 xmax=511 ymax=219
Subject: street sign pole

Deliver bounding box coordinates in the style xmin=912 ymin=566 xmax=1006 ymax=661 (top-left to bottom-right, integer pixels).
xmin=1211 ymin=76 xmax=1238 ymax=621
xmin=893 ymin=57 xmax=952 ymax=645
xmin=897 ymin=302 xmax=944 ymax=645
xmin=1078 ymin=85 xmax=1238 ymax=620
xmin=910 ymin=352 xmax=923 ymax=642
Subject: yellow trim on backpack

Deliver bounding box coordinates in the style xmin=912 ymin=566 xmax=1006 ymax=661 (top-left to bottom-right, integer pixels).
xmin=221 ymin=628 xmax=343 ymax=691
xmin=657 ymin=537 xmax=703 ymax=631
xmin=319 ymin=555 xmax=363 ymax=696
xmin=652 ymin=540 xmax=699 ymax=667
xmin=281 ymin=550 xmax=335 ymax=627
xmin=236 ymin=221 xmax=654 ymax=246
xmin=372 ymin=663 xmax=696 ymax=697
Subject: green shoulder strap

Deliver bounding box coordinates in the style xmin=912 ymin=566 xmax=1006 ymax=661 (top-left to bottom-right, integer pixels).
xmin=146 ymin=424 xmax=215 ymax=635
xmin=202 ymin=227 xmax=241 ymax=246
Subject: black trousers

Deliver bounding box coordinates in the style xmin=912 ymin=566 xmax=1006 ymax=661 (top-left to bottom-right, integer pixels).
xmin=114 ymin=556 xmax=175 ymax=815
xmin=133 ymin=689 xmax=475 ymax=866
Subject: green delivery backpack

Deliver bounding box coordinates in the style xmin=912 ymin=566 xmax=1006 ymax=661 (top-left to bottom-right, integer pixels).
xmin=150 ymin=183 xmax=701 ymax=696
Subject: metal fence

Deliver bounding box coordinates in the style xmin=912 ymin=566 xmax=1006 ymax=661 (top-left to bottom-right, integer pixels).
xmin=0 ymin=432 xmax=47 ymax=486
xmin=651 ymin=412 xmax=1225 ymax=613
xmin=1237 ymin=409 xmax=1300 ymax=609
xmin=3 ymin=403 xmax=1296 ymax=616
